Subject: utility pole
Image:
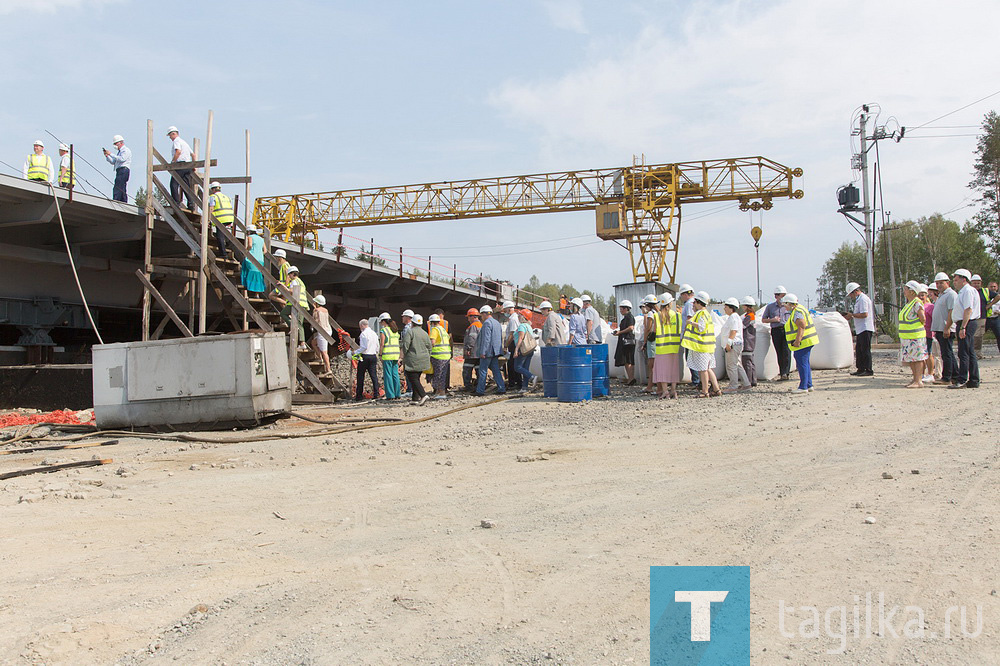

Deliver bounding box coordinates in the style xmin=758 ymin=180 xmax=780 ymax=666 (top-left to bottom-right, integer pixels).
xmin=858 ymin=106 xmax=877 ymax=310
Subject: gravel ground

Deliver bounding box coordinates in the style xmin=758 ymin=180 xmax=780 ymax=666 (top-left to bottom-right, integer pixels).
xmin=0 ymin=348 xmax=997 ymax=665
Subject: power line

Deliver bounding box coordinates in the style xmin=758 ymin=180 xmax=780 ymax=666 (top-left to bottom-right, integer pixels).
xmin=909 ymin=89 xmax=1000 ymax=130
xmin=903 ymin=133 xmax=978 ymax=139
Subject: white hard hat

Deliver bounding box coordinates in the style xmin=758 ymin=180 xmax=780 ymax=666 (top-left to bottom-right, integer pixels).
xmin=783 ymin=293 xmax=799 ymax=305
xmin=845 ymin=282 xmax=861 ymax=295
xmin=286 ymin=265 xmax=300 ymax=273
xmin=643 ymin=293 xmax=657 ymax=305
xmin=953 ymin=268 xmax=972 ymax=280
xmin=378 ymin=312 xmax=390 ymax=321
xmin=933 ymin=271 xmax=949 ymax=282
xmin=502 ymin=300 xmax=515 ymax=309
xmin=112 ymin=135 xmax=124 ymax=143
xmin=313 ymin=295 xmax=326 ymax=306
xmin=480 ymin=305 xmax=493 ymax=314
xmin=570 ymin=297 xmax=584 ymax=308
xmin=694 ymin=291 xmax=711 ymax=304
xmin=581 ymin=294 xmax=592 ymax=302
xmin=619 ymin=299 xmax=632 ymax=309
xmin=33 ymin=139 xmax=44 ymax=147
xmin=210 ymin=181 xmax=221 ymax=190
xmin=538 ymin=300 xmax=552 ymax=309
xmin=679 ymin=284 xmax=693 ymax=294
xmin=166 ymin=126 xmax=178 ymax=135
xmin=658 ymin=293 xmax=674 ymax=306
xmin=401 ymin=309 xmax=414 ymax=318
xmin=58 ymin=143 xmax=69 ymax=151
xmin=773 ymin=285 xmax=787 ymax=294
xmin=971 ymin=274 xmax=982 ymax=281
xmin=724 ymin=297 xmax=740 ymax=309
xmin=740 ymin=296 xmax=757 ymax=307
xmin=904 ymin=280 xmax=921 ymax=294
xmin=917 ymin=283 xmax=929 ymax=294
xmin=428 ymin=314 xmax=441 ymax=322
xmin=412 ymin=313 xmax=424 ymax=326
xmin=273 ymin=249 xmax=286 ymax=258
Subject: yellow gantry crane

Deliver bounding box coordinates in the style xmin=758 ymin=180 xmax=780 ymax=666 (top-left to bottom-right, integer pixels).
xmin=252 ymin=156 xmax=803 ymax=284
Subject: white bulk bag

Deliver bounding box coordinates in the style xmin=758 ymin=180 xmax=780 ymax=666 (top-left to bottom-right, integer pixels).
xmin=753 ymin=321 xmax=780 ymax=380
xmin=810 ymin=312 xmax=853 ymax=369
xmin=711 ymin=310 xmax=729 ymax=380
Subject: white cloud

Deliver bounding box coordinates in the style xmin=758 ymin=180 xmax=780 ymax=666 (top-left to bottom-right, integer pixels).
xmin=489 ymin=0 xmax=1000 ymax=300
xmin=0 ymin=0 xmax=123 ymax=13
xmin=542 ymin=0 xmax=588 ymax=34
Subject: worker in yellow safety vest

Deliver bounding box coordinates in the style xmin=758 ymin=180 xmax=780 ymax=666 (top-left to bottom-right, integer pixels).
xmin=653 ymin=292 xmax=681 ymax=399
xmin=898 ymin=280 xmax=929 ymax=389
xmin=782 ymin=293 xmax=817 ymax=394
xmin=23 ymin=140 xmax=53 ymax=184
xmin=209 ymin=182 xmax=235 ymax=258
xmin=57 ymin=144 xmax=76 ymax=189
xmin=428 ymin=313 xmax=451 ymax=399
xmin=680 ymin=291 xmax=721 ymax=397
xmin=275 ymin=265 xmax=309 ymax=347
xmin=378 ymin=312 xmax=402 ymax=399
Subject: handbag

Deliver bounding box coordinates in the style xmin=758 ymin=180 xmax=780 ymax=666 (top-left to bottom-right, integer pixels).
xmin=517 ymin=331 xmax=538 ymax=355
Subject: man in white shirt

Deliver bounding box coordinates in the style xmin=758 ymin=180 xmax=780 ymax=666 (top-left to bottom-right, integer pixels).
xmin=931 ymin=272 xmax=958 ymax=385
xmin=57 ymin=144 xmax=74 ymax=189
xmin=843 ymin=282 xmax=874 ymax=376
xmin=947 ymin=269 xmax=980 ymax=388
xmin=355 ymin=318 xmax=380 ymax=401
xmin=581 ymin=294 xmax=602 ymax=343
xmin=500 ymin=300 xmax=522 ymax=389
xmin=166 ymin=125 xmax=195 ymax=210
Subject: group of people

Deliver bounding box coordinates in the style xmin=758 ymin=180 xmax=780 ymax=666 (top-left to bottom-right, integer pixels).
xmin=17 ymin=125 xmax=199 ymax=207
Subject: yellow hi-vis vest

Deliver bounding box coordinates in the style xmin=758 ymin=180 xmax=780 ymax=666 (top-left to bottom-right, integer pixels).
xmin=212 ymin=192 xmax=234 ymax=226
xmin=982 ymin=288 xmax=994 ymax=318
xmin=431 ymin=325 xmax=451 ymax=360
xmin=287 ymin=276 xmax=309 ymax=307
xmin=654 ymin=309 xmax=680 ymax=355
xmin=60 ymin=158 xmax=76 ymax=186
xmin=784 ymin=305 xmax=818 ymax=350
xmin=27 ymin=154 xmax=52 ymax=181
xmin=898 ymin=298 xmax=924 ymax=340
xmin=381 ymin=328 xmax=400 ymax=361
xmin=681 ymin=309 xmax=715 ymax=353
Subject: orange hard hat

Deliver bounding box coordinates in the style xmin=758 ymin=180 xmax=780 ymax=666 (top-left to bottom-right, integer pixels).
xmin=466 ymin=308 xmax=480 ymax=316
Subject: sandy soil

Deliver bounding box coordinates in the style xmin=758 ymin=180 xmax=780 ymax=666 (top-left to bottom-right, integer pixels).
xmin=1 ymin=349 xmax=998 ymax=665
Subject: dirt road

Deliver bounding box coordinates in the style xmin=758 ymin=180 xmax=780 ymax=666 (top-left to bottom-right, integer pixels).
xmin=1 ymin=350 xmax=997 ymax=665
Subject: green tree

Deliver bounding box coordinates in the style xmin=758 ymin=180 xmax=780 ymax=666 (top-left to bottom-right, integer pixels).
xmin=134 ymin=186 xmax=168 ymax=210
xmin=816 ymin=241 xmax=866 ymax=308
xmin=970 ymin=110 xmax=1000 ymax=261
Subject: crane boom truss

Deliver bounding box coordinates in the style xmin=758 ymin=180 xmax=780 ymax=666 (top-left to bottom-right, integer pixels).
xmin=253 ymin=156 xmax=803 ymax=283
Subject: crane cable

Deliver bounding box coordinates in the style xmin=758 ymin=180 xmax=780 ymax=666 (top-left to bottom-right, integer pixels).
xmin=46 ymin=183 xmax=104 ymax=344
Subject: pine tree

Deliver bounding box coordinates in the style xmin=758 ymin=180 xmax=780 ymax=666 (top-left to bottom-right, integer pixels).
xmin=969 ymin=110 xmax=1000 ymax=261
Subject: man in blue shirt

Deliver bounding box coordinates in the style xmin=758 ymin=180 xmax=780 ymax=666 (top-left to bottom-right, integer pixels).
xmin=103 ymin=135 xmax=131 ymax=203
xmin=473 ymin=305 xmax=506 ymax=396
xmin=760 ymin=285 xmax=792 ymax=380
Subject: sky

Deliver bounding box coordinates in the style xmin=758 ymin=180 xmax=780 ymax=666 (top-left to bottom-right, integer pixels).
xmin=2 ymin=0 xmax=999 ymax=307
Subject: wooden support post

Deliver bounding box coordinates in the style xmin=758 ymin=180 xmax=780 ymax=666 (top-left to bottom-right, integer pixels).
xmin=197 ymin=110 xmax=214 ymax=335
xmin=453 ymin=264 xmax=457 ymax=289
xmin=245 ymin=129 xmax=250 ymax=226
xmin=141 ymin=119 xmax=154 ymax=341
xmin=135 ymin=270 xmax=194 ymax=337
xmin=427 ymin=256 xmax=431 ymax=283
xmin=370 ymin=238 xmax=374 ymax=269
xmin=399 ymin=247 xmax=403 ymax=277
xmin=288 ymin=281 xmax=300 ymax=392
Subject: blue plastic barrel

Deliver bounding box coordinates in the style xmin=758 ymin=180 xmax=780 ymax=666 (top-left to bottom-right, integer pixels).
xmin=557 ymin=346 xmax=592 ymax=402
xmin=583 ymin=344 xmax=610 ymax=397
xmin=541 ymin=345 xmax=560 ymax=398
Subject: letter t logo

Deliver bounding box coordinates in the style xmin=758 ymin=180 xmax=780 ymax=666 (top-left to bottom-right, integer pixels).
xmin=674 ymin=590 xmax=729 ymax=641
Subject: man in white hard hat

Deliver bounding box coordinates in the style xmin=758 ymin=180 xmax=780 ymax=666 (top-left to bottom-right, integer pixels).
xmin=842 ymin=281 xmax=874 ymax=377
xmin=57 ymin=144 xmax=76 ymax=189
xmin=23 ymin=140 xmax=52 ymax=184
xmin=273 ymin=265 xmax=310 ymax=349
xmin=613 ymin=299 xmax=636 ymax=384
xmin=983 ymin=278 xmax=1000 ymax=356
xmin=103 ymin=134 xmax=131 ymax=202
xmin=580 ymin=294 xmax=601 ymax=344
xmin=208 ymin=181 xmax=235 ymax=258
xmin=166 ymin=126 xmax=195 ymax=210
xmin=539 ymin=300 xmax=568 ymax=347
xmin=740 ymin=296 xmax=758 ymax=387
xmin=930 ymin=271 xmax=958 ymax=384
xmin=473 ymin=305 xmax=506 ymax=396
xmin=499 ymin=300 xmax=523 ymax=389
xmin=760 ymin=285 xmax=792 ymax=380
xmin=947 ymin=269 xmax=980 ymax=388
xmin=969 ymin=274 xmax=992 ymax=358
xmin=268 ymin=249 xmax=291 ymax=306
